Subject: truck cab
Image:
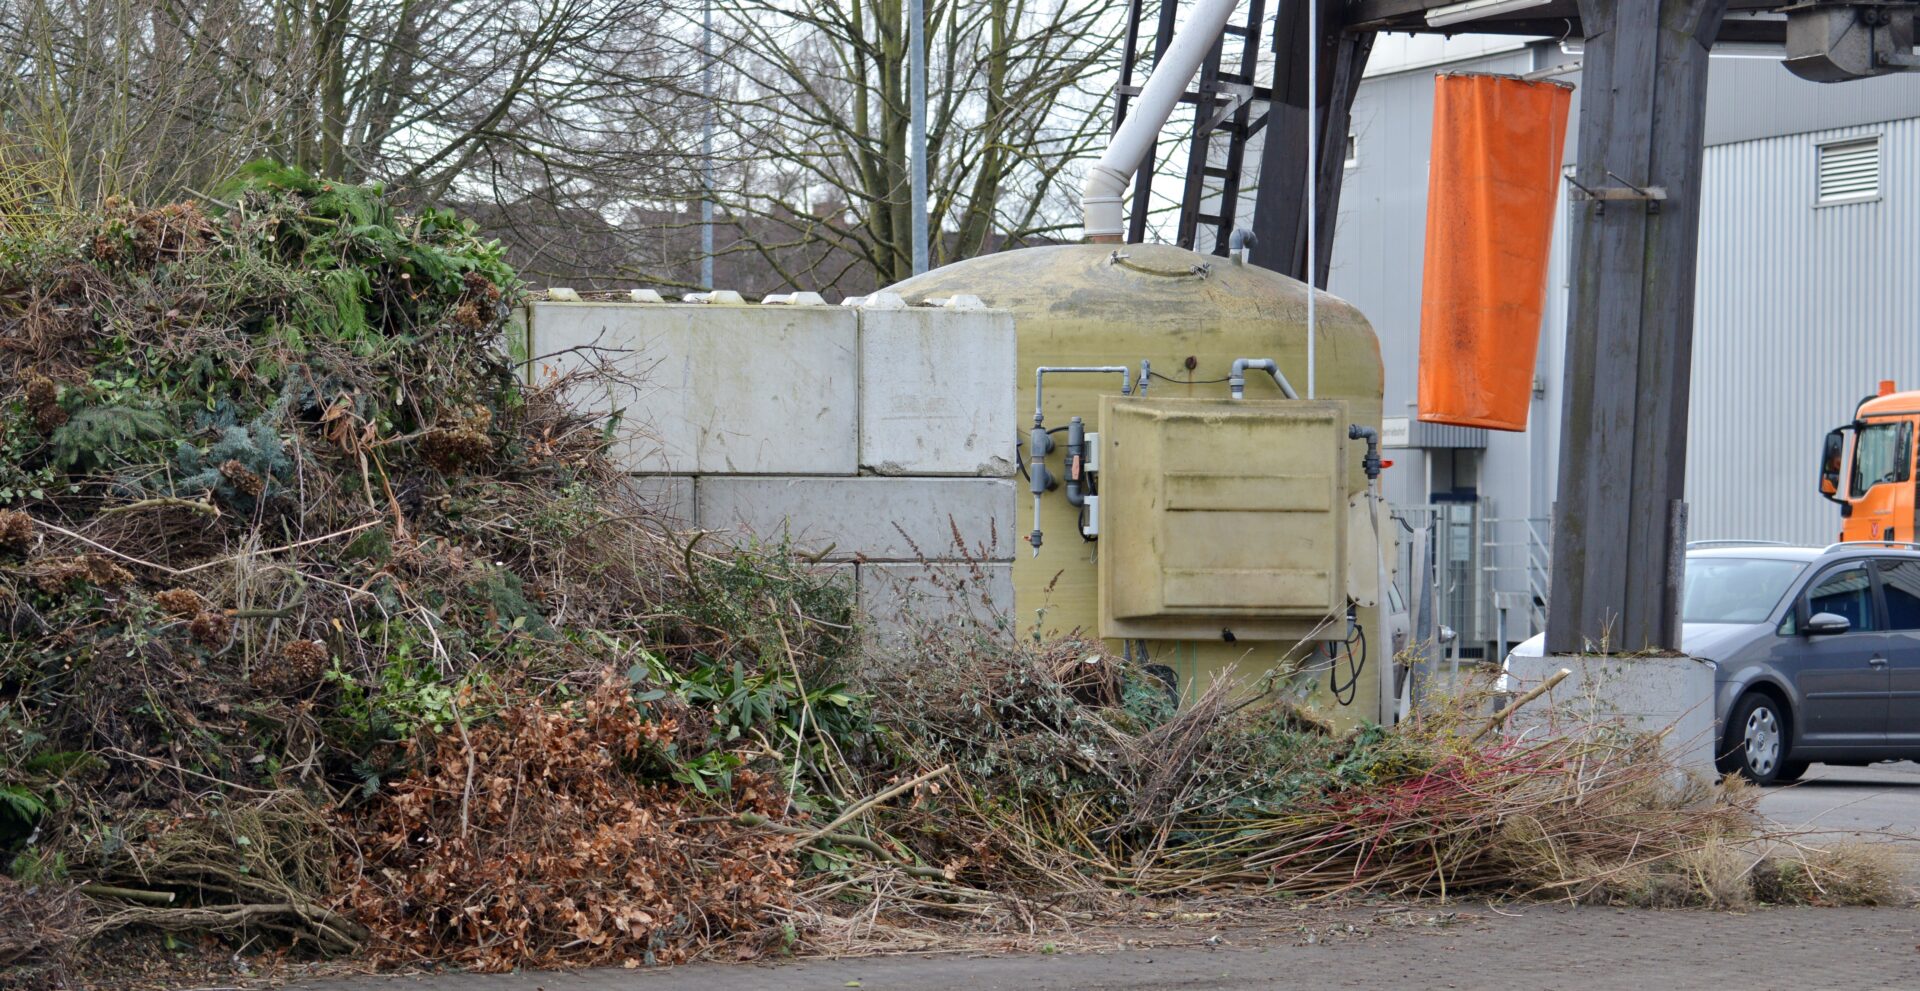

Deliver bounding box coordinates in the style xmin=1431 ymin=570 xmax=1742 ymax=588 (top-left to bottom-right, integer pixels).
xmin=1822 ymin=382 xmax=1920 ymax=543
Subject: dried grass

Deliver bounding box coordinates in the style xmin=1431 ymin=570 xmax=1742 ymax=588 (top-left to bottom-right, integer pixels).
xmin=1752 ymin=843 xmax=1902 ymax=907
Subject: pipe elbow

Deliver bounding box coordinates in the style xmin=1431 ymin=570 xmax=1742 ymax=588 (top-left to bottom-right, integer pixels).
xmin=1081 ymin=164 xmax=1130 ymax=241
xmin=1228 ymin=358 xmax=1252 ymax=399
xmin=1228 ymin=357 xmax=1298 ymax=400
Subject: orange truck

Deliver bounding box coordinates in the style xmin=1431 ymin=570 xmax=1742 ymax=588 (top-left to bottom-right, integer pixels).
xmin=1822 ymin=380 xmax=1920 ymax=543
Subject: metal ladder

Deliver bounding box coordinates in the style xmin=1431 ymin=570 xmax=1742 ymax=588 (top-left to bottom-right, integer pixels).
xmin=1114 ymin=0 xmax=1273 ymax=252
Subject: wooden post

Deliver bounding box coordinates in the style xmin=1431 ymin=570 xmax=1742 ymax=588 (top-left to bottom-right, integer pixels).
xmin=1545 ymin=0 xmax=1728 ymax=654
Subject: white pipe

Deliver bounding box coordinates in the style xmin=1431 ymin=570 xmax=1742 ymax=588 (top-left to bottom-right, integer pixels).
xmin=1082 ymin=0 xmax=1241 ymax=242
xmin=1228 ymin=357 xmax=1300 ymax=399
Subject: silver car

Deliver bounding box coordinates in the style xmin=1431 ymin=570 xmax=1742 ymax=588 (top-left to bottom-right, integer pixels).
xmin=1506 ymin=543 xmax=1920 ymax=785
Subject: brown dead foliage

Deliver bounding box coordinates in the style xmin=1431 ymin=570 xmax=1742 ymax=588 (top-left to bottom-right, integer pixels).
xmin=421 ymin=405 xmax=495 ymax=474
xmin=27 ymin=554 xmax=134 ymax=594
xmin=24 ymin=375 xmax=66 ymax=433
xmin=218 ymin=458 xmax=265 ymax=497
xmin=0 ymin=876 xmax=87 ymax=985
xmin=339 ymin=676 xmax=799 ymax=972
xmin=186 ymin=609 xmax=233 ymax=649
xmin=153 ymin=587 xmax=204 ymax=617
xmin=0 ymin=508 xmax=31 ymax=554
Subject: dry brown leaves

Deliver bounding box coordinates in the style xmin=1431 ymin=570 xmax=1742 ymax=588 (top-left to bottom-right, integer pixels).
xmin=339 ymin=676 xmax=798 ymax=972
xmin=0 ymin=876 xmax=87 ymax=984
xmin=26 ymin=553 xmax=134 ymax=595
xmin=0 ymin=508 xmax=32 ymax=554
xmin=92 ymin=200 xmax=216 ymax=268
xmin=152 ymin=587 xmax=203 ymax=617
xmin=421 ymin=406 xmax=495 ymax=475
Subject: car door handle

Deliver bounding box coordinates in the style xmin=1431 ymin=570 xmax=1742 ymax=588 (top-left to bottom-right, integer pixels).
xmin=1869 ymin=656 xmax=1889 ymax=667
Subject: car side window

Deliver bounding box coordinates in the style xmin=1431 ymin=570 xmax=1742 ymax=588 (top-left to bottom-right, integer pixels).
xmin=1807 ymin=565 xmax=1879 ymax=632
xmin=1850 ymin=422 xmax=1913 ymax=498
xmin=1879 ymin=559 xmax=1920 ymax=630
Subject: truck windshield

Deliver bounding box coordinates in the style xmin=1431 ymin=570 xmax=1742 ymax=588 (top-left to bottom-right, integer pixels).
xmin=1850 ymin=421 xmax=1912 ymax=497
xmin=1682 ymin=557 xmax=1807 ymax=624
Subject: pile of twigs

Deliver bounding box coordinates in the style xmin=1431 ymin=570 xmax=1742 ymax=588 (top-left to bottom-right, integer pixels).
xmin=832 ymin=625 xmax=1892 ymax=917
xmin=0 ymin=168 xmax=856 ymax=973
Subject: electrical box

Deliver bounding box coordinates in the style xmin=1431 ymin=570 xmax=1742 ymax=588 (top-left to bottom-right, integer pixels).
xmin=1098 ymin=397 xmax=1349 ymax=641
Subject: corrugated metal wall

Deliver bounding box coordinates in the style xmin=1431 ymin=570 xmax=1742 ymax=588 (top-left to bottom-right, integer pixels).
xmin=1689 ymin=118 xmax=1920 ymax=546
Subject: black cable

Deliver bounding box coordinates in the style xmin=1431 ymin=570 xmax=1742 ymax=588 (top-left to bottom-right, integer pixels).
xmin=1148 ymin=370 xmax=1232 ymax=385
xmin=1326 ymin=622 xmax=1367 ymax=707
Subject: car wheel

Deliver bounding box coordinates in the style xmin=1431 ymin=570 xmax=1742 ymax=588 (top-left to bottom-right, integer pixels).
xmin=1774 ymin=759 xmax=1810 ymax=784
xmin=1723 ymin=693 xmax=1793 ymax=786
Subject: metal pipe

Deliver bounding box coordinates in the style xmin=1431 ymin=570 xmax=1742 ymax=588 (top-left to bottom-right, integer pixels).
xmin=1228 ymin=227 xmax=1257 ymax=265
xmin=909 ymin=0 xmax=929 ymax=274
xmin=1028 ymin=424 xmax=1055 ymax=554
xmin=700 ymin=0 xmax=715 ymax=290
xmin=1227 ymin=357 xmax=1300 ymax=400
xmin=1034 ymin=365 xmax=1132 ymax=424
xmin=1348 ymin=424 xmax=1381 ymax=479
xmin=1081 ymin=0 xmax=1241 ymax=241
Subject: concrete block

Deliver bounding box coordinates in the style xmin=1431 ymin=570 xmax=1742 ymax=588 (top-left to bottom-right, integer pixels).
xmin=1503 ymin=653 xmax=1717 ymax=782
xmin=619 ymin=475 xmax=695 ymax=526
xmin=529 ymin=301 xmax=858 ymax=474
xmin=859 ymin=562 xmax=1015 ymax=636
xmin=858 ymin=307 xmax=1016 ymax=476
xmin=695 ymin=476 xmax=1015 ymax=562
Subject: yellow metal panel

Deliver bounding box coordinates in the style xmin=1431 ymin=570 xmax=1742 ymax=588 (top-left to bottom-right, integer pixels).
xmin=1160 ymin=569 xmax=1336 ymax=609
xmin=1098 ymin=397 xmax=1347 ymax=640
xmin=1165 ymin=474 xmax=1330 ymax=511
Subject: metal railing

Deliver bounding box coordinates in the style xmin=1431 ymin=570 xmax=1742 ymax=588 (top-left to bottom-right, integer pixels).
xmin=1480 ymin=516 xmax=1552 ymax=643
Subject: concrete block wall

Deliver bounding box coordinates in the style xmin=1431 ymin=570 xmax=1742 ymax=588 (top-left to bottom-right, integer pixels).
xmin=1503 ymin=653 xmax=1718 ymax=784
xmin=529 ymin=292 xmax=1017 ymax=637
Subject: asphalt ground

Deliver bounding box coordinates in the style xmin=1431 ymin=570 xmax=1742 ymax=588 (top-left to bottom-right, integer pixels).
xmin=1757 ymin=759 xmax=1920 ymax=880
xmin=297 ymin=904 xmax=1920 ymax=991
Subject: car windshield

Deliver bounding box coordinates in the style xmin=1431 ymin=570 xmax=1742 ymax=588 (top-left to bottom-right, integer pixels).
xmin=1682 ymin=557 xmax=1807 ymax=624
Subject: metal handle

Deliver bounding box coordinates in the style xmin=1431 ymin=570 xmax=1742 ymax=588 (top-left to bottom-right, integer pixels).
xmin=1870 ymin=656 xmax=1889 ymax=667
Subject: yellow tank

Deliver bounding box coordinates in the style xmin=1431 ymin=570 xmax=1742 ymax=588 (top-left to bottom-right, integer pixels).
xmin=888 ymin=242 xmax=1386 ymax=728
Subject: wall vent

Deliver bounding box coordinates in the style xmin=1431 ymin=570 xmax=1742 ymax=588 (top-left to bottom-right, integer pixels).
xmin=1818 ymin=137 xmax=1880 ymax=204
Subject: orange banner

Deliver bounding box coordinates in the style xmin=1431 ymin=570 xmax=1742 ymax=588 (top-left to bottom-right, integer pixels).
xmin=1417 ymin=73 xmax=1573 ymax=432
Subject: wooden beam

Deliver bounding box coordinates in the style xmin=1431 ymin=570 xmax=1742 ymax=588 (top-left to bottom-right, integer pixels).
xmin=1544 ymin=0 xmax=1729 ymax=654
xmin=1248 ymin=0 xmax=1373 ymax=284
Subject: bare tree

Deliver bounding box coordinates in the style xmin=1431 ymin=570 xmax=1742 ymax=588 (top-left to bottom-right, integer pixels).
xmin=1 ymin=0 xmax=1121 ymax=294
xmin=0 ymin=0 xmax=695 ymax=263
xmin=685 ymin=0 xmax=1121 ymax=292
